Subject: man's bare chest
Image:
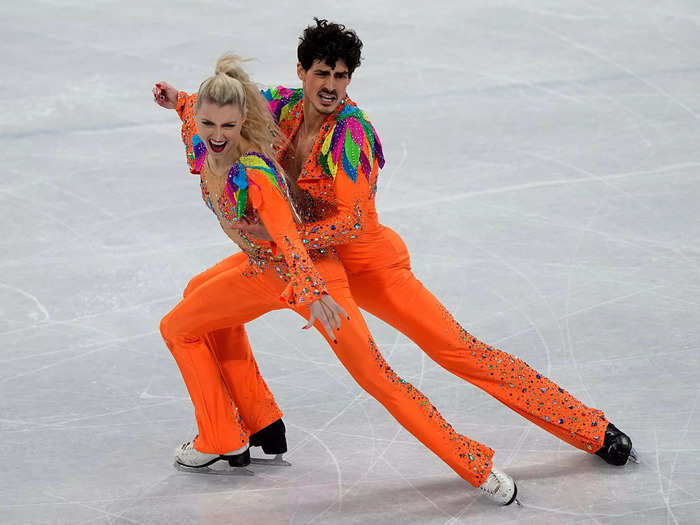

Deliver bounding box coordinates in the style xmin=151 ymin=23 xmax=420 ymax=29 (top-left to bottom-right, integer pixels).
xmin=283 ymin=131 xmax=316 ymax=182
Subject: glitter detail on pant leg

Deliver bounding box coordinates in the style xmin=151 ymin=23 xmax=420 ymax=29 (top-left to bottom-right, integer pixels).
xmin=365 ymin=337 xmax=494 ymax=487
xmin=439 ymin=305 xmax=608 ymax=452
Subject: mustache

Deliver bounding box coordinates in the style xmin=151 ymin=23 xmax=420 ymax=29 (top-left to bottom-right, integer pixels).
xmin=319 ymin=89 xmax=337 ymax=97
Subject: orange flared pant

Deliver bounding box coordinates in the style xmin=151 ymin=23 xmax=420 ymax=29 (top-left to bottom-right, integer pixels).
xmin=182 ymin=226 xmax=609 ymax=485
xmin=161 ymin=255 xmax=495 ymax=487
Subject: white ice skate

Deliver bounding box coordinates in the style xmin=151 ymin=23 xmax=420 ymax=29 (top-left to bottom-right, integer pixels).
xmin=173 ymin=439 xmax=253 ymax=476
xmin=478 ymin=468 xmax=519 ymax=505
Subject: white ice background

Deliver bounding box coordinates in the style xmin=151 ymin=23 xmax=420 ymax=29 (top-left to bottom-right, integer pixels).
xmin=2 ymin=1 xmax=700 ymax=524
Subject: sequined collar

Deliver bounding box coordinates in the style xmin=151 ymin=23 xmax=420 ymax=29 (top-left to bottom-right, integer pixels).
xmin=278 ymin=96 xmax=355 ymax=182
xmin=199 ymin=151 xmax=278 ymax=222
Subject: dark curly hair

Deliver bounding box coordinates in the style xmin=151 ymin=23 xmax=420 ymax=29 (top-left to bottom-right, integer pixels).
xmin=297 ymin=18 xmax=363 ymax=77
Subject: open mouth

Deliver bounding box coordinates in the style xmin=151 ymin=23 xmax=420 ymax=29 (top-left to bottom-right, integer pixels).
xmin=209 ymin=139 xmax=227 ymax=153
xmin=318 ymin=92 xmax=337 ymax=105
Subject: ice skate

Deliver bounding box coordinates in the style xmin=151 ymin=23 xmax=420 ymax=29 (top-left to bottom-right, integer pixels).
xmin=173 ymin=439 xmax=254 ymax=475
xmin=478 ymin=468 xmax=519 ymax=506
xmin=595 ymin=423 xmax=639 ymax=465
xmin=249 ymin=419 xmax=291 ymax=467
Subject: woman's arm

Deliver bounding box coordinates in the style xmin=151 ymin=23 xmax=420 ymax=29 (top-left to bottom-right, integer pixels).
xmin=161 ymin=87 xmax=382 ymax=250
xmin=153 ymin=81 xmax=179 ymax=110
xmin=238 ymin=116 xmax=383 ymax=249
xmin=242 ymin=161 xmax=348 ymax=338
xmin=234 ymin=162 xmax=375 ymax=247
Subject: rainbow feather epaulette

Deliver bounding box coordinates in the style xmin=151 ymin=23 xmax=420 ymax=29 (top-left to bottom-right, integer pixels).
xmin=319 ymin=105 xmax=385 ymax=183
xmin=224 ymin=153 xmax=284 ymax=221
xmin=261 ymin=86 xmax=304 ymax=125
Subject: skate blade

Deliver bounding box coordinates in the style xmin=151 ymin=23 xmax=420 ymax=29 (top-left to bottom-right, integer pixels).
xmin=250 ymin=453 xmax=291 ymax=467
xmin=173 ymin=461 xmax=254 ymax=476
xmin=628 ymin=447 xmax=640 ymax=464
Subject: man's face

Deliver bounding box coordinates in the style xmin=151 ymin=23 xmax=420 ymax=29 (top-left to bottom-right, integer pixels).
xmin=297 ymin=59 xmax=351 ymax=115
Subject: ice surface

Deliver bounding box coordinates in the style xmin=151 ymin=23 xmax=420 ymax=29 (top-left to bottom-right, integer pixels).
xmin=2 ymin=1 xmax=700 ymax=523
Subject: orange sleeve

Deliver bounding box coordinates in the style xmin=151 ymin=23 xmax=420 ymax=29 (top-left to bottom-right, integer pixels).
xmin=246 ymin=167 xmax=329 ymax=306
xmin=175 ymin=91 xmax=203 ymax=174
xmin=176 ymin=91 xmax=196 ymax=121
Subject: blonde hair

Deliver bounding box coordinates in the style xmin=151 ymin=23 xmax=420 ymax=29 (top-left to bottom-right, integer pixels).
xmin=197 ymin=55 xmax=299 ymax=221
xmin=196 ymin=55 xmax=283 ymax=166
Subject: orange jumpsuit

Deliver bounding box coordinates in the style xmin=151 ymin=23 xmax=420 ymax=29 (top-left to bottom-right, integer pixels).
xmin=161 ymin=124 xmax=495 ymax=485
xmin=172 ymin=88 xmax=609 ymax=486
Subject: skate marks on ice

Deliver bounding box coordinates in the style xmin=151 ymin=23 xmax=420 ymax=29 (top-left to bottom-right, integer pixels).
xmin=173 ymin=460 xmax=254 ymax=477
xmin=4 ymin=0 xmax=700 ymax=523
xmin=173 ymin=453 xmax=291 ymax=476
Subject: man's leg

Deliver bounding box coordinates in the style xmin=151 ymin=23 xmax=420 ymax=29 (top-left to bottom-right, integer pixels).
xmin=346 ymin=227 xmax=607 ymax=454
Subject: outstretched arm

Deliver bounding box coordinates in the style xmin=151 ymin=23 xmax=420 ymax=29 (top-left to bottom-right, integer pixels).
xmin=152 ymin=82 xmax=179 ymax=110
xmin=167 ymin=86 xmax=383 ymax=250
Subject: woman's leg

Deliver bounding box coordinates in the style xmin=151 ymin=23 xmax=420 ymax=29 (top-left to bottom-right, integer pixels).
xmin=203 ymin=325 xmax=282 ymax=435
xmin=182 ymin=251 xmax=281 ymax=434
xmin=182 ymin=252 xmax=248 ymax=298
xmin=168 ymin=252 xmax=498 ymax=487
xmin=347 ymin=228 xmax=608 ymax=454
xmin=297 ymin=258 xmax=496 ymax=488
xmin=160 ymin=262 xmax=284 ymax=453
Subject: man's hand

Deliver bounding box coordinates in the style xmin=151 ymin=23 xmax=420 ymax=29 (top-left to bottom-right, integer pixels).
xmin=304 ymin=294 xmax=349 ymax=343
xmin=233 ymin=219 xmax=273 ymax=241
xmin=152 ymin=81 xmax=179 ymax=109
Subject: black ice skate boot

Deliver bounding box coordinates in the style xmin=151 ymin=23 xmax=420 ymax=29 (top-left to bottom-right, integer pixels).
xmin=595 ymin=423 xmax=639 ymax=465
xmin=250 ymin=419 xmax=287 ymax=454
xmin=248 ymin=419 xmax=291 ymax=466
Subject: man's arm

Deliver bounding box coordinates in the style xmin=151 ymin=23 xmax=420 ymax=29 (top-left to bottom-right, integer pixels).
xmin=239 ymin=113 xmax=384 ymax=249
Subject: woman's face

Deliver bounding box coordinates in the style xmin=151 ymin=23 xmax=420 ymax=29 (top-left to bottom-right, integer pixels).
xmin=195 ymin=101 xmax=245 ymax=160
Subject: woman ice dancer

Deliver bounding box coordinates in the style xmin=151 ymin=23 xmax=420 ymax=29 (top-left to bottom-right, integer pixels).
xmin=155 ymin=55 xmax=518 ymax=505
xmin=155 ymin=18 xmax=637 ymax=497
xmin=157 ymin=54 xmax=347 ymax=473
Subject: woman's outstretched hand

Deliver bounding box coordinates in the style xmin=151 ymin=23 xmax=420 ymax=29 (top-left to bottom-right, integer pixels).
xmin=152 ymin=81 xmax=179 ymax=109
xmin=304 ymin=294 xmax=349 ymax=343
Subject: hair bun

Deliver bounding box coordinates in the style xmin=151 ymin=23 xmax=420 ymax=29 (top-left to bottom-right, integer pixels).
xmin=215 ymin=54 xmax=250 ymax=82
